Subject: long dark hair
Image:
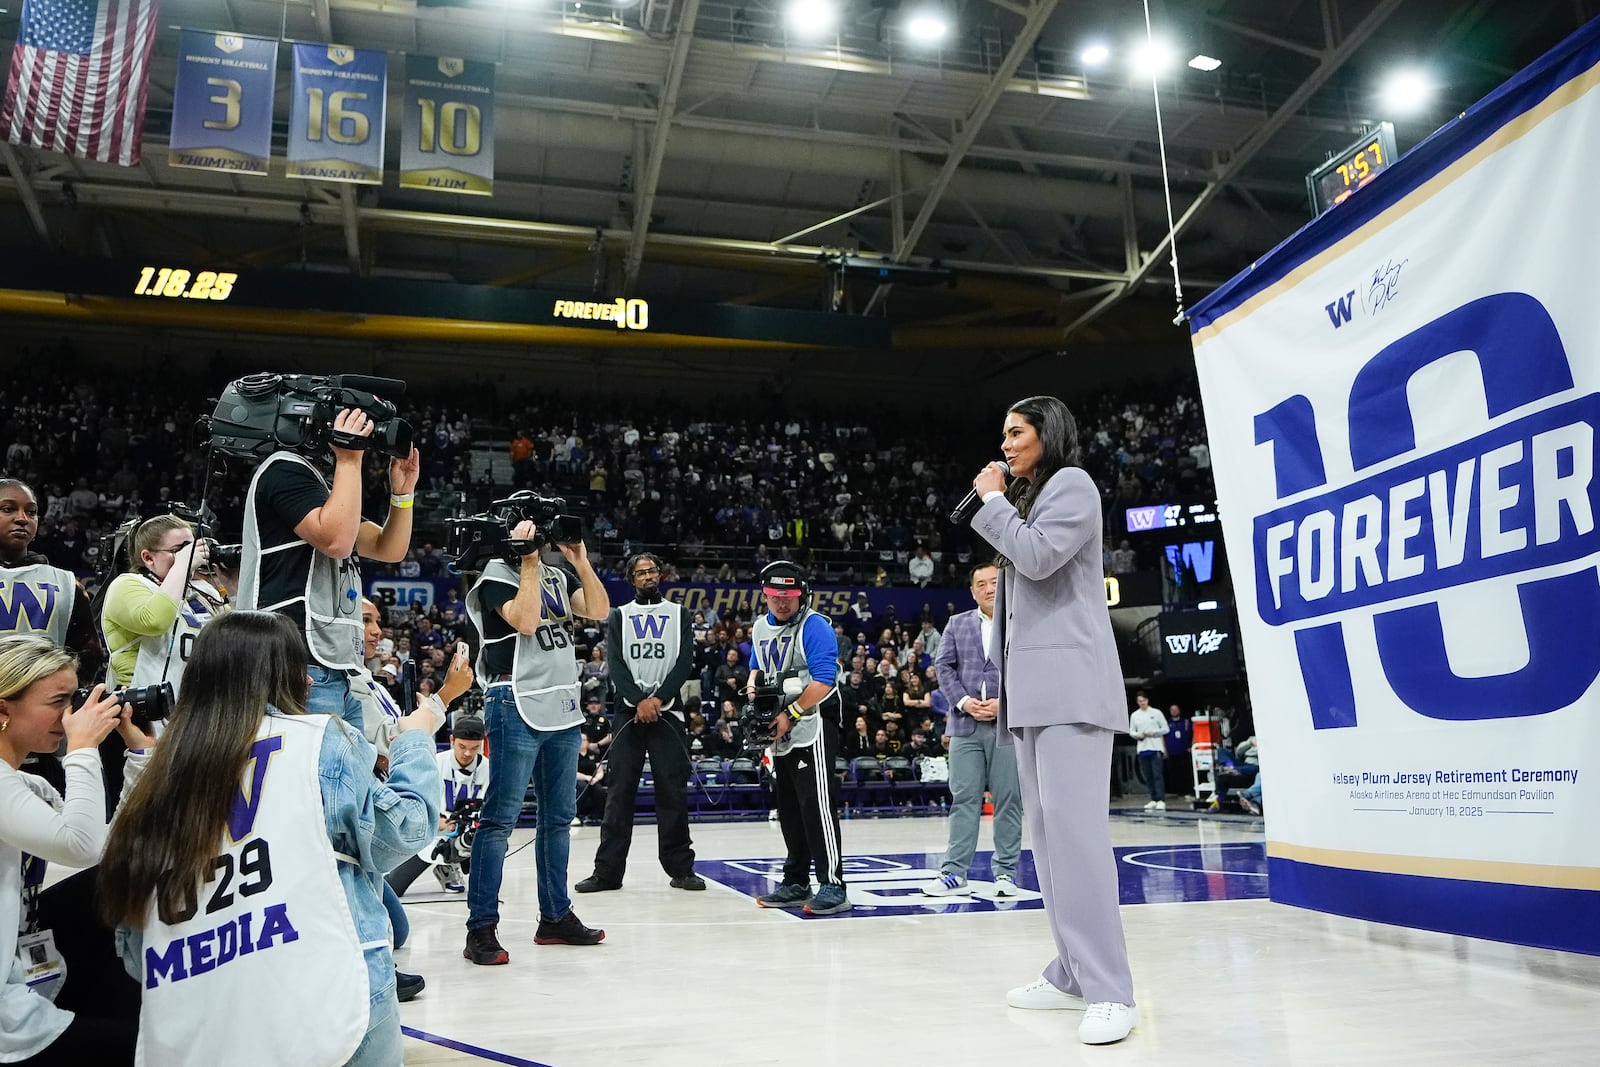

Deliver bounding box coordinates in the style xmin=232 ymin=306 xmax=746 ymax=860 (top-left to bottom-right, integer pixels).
xmin=1003 ymin=395 xmax=1081 ymax=519
xmin=99 ymin=611 xmax=313 ymax=928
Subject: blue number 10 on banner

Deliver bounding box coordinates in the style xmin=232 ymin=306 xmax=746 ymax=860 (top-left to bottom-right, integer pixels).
xmin=287 ymin=44 xmax=388 ymax=185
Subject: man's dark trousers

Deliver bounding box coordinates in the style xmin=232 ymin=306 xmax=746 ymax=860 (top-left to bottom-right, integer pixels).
xmin=592 ymin=712 xmax=695 ymax=883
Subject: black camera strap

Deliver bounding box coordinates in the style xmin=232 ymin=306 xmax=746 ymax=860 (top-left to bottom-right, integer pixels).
xmin=20 ymin=851 xmax=45 ymax=933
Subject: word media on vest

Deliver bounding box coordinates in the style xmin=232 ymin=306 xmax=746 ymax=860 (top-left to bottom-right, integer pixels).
xmin=1249 ymin=292 xmax=1598 ymax=730
xmin=144 ymin=736 xmax=294 ymax=989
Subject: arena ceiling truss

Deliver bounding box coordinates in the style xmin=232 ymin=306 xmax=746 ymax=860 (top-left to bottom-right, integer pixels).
xmin=0 ymin=0 xmax=1587 ymax=353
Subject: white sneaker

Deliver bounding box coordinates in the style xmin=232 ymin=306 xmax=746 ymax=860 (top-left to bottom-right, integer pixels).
xmin=992 ymin=874 xmax=1018 ymax=897
xmin=921 ymin=873 xmax=973 ymax=897
xmin=1006 ymin=976 xmax=1086 ymax=1011
xmin=1143 ymin=800 xmax=1158 ymax=810
xmin=1153 ymin=800 xmax=1166 ymax=811
xmin=1079 ymin=1002 xmax=1138 ymax=1044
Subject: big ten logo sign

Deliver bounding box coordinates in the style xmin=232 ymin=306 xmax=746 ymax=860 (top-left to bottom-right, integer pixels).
xmin=1251 ymin=292 xmax=1598 ymax=729
xmin=368 ymin=581 xmax=434 ymax=610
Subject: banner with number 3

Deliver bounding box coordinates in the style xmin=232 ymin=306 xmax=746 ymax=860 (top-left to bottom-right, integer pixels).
xmin=287 ymin=43 xmax=388 ymax=184
xmin=170 ymin=32 xmax=279 ymax=176
xmin=401 ymin=55 xmax=496 ymax=196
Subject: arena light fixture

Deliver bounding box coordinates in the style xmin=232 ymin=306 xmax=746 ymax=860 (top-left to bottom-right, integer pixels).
xmin=1081 ymin=42 xmax=1111 ymax=67
xmin=1131 ymin=39 xmax=1175 ymax=76
xmin=785 ymin=0 xmax=838 ymax=38
xmin=1188 ymin=54 xmax=1221 ymax=72
xmin=906 ymin=12 xmax=949 ymax=43
xmin=1382 ymin=69 xmax=1432 ymax=115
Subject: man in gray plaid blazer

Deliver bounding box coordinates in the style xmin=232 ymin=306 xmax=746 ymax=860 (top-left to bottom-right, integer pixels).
xmin=923 ymin=562 xmax=1022 ymax=897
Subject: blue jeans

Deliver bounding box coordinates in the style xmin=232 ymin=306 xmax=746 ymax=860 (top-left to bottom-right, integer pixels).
xmin=343 ymin=990 xmax=402 ymax=1067
xmin=382 ymin=882 xmax=408 ymax=949
xmin=308 ymin=665 xmax=366 ymax=733
xmin=1137 ymin=750 xmax=1165 ymax=802
xmin=467 ymin=689 xmax=581 ymax=928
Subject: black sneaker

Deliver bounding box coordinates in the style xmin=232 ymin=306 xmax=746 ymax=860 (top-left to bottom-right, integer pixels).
xmin=535 ymin=909 xmax=605 ymax=946
xmin=756 ymin=883 xmax=812 ymax=909
xmin=574 ymin=874 xmax=622 ymax=894
xmin=463 ymin=925 xmax=510 ymax=966
xmin=395 ymin=968 xmax=426 ymax=1001
xmin=670 ymin=873 xmax=707 ymax=891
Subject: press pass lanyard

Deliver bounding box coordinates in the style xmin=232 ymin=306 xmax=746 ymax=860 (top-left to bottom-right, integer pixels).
xmin=21 ymin=852 xmax=44 ymax=933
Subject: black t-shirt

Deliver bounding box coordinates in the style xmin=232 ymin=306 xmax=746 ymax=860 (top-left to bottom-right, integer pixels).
xmin=475 ymin=563 xmax=581 ymax=675
xmin=254 ymin=460 xmax=337 ymax=632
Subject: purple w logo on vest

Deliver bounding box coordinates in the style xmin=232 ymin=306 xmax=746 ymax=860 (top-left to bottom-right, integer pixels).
xmin=227 ymin=735 xmax=283 ymax=843
xmin=540 ymin=573 xmax=568 ymax=617
xmin=759 ymin=636 xmax=793 ymax=668
xmin=0 ymin=579 xmax=61 ymax=631
xmin=630 ymin=613 xmax=669 ymax=640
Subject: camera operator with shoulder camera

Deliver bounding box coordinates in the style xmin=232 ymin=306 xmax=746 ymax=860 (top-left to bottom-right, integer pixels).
xmin=100 ymin=516 xmax=227 ymax=699
xmin=747 ymin=560 xmax=850 ymax=916
xmin=386 ymin=715 xmax=489 ymax=896
xmin=574 ymin=552 xmax=704 ymax=895
xmin=218 ymin=375 xmax=419 ymax=732
xmin=462 ymin=510 xmax=610 ymax=965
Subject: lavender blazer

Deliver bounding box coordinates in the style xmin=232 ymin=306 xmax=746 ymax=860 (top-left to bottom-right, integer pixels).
xmin=971 ymin=466 xmax=1127 ymax=736
xmin=932 ymin=607 xmax=1001 ymax=739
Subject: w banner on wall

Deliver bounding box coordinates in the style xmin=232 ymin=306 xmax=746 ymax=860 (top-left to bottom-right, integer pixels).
xmin=1189 ymin=20 xmax=1600 ymax=954
xmin=287 ymin=43 xmax=387 ymax=184
xmin=399 ymin=55 xmax=495 ymax=195
xmin=169 ymin=31 xmax=278 ymax=175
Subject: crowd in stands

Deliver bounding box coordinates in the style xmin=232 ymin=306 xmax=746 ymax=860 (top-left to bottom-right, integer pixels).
xmin=1 ymin=351 xmax=1213 ymax=593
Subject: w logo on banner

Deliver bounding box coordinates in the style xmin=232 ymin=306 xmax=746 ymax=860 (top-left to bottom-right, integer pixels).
xmin=759 ymin=636 xmax=793 ymax=669
xmin=1252 ymin=292 xmax=1600 ymax=729
xmin=227 ymin=736 xmax=282 ymax=843
xmin=1325 ymin=290 xmax=1356 ymax=328
xmin=630 ymin=613 xmax=669 ymax=640
xmin=0 ymin=579 xmax=61 ymax=632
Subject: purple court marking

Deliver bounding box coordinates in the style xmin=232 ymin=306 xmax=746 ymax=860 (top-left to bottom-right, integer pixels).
xmin=697 ymin=844 xmax=1270 ymax=916
xmin=402 ymin=1026 xmax=560 ymax=1067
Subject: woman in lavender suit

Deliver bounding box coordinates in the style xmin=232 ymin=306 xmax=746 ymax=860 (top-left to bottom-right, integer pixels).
xmin=968 ymin=395 xmax=1138 ymax=1046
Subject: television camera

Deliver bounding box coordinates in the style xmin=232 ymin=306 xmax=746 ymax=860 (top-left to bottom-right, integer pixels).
xmin=442 ymin=491 xmax=585 ymax=572
xmin=204 ymin=372 xmax=413 ymax=461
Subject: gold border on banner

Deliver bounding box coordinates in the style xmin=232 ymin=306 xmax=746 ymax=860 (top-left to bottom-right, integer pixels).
xmin=286 ymin=158 xmax=383 ymax=184
xmin=1191 ymin=56 xmax=1600 ymax=350
xmin=1267 ymin=840 xmax=1600 ymax=891
xmin=398 ymin=167 xmax=492 ymax=195
xmin=167 ymin=146 xmax=270 ymax=175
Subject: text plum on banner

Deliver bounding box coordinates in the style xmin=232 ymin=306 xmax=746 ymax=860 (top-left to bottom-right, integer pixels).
xmin=169 ymin=31 xmax=278 ymax=176
xmin=400 ymin=55 xmax=495 ymax=195
xmin=287 ymin=43 xmax=387 ymax=184
xmin=1187 ymin=17 xmax=1600 ymax=954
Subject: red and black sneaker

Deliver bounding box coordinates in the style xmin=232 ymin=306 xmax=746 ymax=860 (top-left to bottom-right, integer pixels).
xmin=534 ymin=909 xmax=605 ymax=946
xmin=463 ymin=925 xmax=510 ymax=965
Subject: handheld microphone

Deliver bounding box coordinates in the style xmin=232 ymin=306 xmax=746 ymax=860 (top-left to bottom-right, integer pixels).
xmin=949 ymin=460 xmax=1011 ymax=525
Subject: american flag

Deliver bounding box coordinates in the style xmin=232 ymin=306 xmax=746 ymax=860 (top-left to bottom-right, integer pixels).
xmin=2 ymin=0 xmax=161 ymax=166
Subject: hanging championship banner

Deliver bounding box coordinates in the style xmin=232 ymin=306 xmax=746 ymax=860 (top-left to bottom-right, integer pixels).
xmin=1188 ymin=19 xmax=1600 ymax=954
xmin=399 ymin=55 xmax=495 ymax=195
xmin=169 ymin=31 xmax=279 ymax=176
xmin=287 ymin=43 xmax=387 ymax=184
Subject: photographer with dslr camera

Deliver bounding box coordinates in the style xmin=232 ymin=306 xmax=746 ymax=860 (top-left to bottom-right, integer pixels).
xmin=100 ymin=515 xmax=227 ymax=699
xmin=746 ymin=560 xmax=850 ymax=916
xmin=386 ymin=715 xmax=489 ymax=896
xmin=463 ymin=510 xmax=609 ymax=965
xmin=574 ymin=552 xmax=704 ymax=895
xmin=225 ymin=380 xmax=419 ymax=731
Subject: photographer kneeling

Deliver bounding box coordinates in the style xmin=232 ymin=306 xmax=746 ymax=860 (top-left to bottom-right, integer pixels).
xmin=98 ymin=612 xmax=441 ymax=1066
xmin=0 ymin=636 xmax=137 ymax=1064
xmin=463 ymin=516 xmax=609 ymax=965
xmin=385 ymin=716 xmax=489 ymax=896
xmin=101 ymin=516 xmax=227 ymax=697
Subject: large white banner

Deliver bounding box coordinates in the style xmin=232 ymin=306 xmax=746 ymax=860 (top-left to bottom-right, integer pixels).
xmin=1189 ymin=22 xmax=1600 ymax=953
